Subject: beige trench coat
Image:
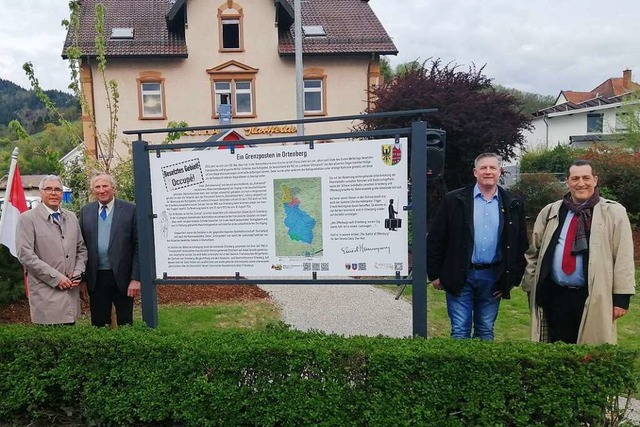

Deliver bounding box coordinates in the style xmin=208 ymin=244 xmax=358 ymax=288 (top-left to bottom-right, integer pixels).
xmin=523 ymin=198 xmax=636 ymax=344
xmin=16 ymin=204 xmax=88 ymax=324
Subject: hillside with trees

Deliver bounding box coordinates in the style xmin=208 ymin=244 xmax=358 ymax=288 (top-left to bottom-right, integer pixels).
xmin=0 ymin=78 xmax=79 ymax=134
xmin=0 ymin=78 xmax=81 ymax=175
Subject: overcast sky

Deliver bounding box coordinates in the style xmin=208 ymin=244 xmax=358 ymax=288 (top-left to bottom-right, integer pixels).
xmin=1 ymin=0 xmax=638 ymax=97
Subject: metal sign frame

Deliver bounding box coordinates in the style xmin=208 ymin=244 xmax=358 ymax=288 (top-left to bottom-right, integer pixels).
xmin=125 ymin=109 xmax=434 ymax=336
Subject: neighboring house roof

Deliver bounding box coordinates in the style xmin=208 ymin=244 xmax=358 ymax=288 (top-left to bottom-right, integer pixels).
xmin=276 ymin=0 xmax=398 ymax=55
xmin=63 ymin=0 xmax=397 ymax=58
xmin=59 ymin=145 xmax=84 ymax=165
xmin=0 ymin=175 xmax=47 ymax=191
xmin=590 ymin=75 xmax=640 ymax=98
xmin=556 ymin=91 xmax=593 ymax=105
xmin=535 ymin=69 xmax=640 ymax=117
xmin=533 ymin=94 xmax=627 ymax=117
xmin=62 ymin=0 xmax=188 ymax=58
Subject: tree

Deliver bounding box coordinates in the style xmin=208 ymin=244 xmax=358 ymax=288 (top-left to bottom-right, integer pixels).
xmin=616 ymin=91 xmax=640 ymax=148
xmin=360 ymin=59 xmax=532 ymax=190
xmin=379 ymin=56 xmax=393 ymax=83
xmin=20 ymin=1 xmax=132 ymax=209
xmin=493 ymin=84 xmax=555 ymax=114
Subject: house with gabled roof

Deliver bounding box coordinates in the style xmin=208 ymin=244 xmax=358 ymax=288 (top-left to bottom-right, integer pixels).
xmin=63 ymin=0 xmax=397 ymax=158
xmin=525 ymin=69 xmax=640 ymax=149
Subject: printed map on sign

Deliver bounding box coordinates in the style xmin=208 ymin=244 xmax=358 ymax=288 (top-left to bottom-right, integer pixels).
xmin=274 ymin=177 xmax=323 ymax=257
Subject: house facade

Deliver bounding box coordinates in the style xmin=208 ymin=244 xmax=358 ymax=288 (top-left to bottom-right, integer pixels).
xmin=525 ymin=69 xmax=640 ymax=150
xmin=64 ymin=0 xmax=397 ymax=158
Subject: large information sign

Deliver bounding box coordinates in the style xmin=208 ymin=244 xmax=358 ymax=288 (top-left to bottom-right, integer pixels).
xmin=149 ymin=138 xmax=408 ymax=278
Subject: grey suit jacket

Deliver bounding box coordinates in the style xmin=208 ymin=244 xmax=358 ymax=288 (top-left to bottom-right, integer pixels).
xmin=16 ymin=203 xmax=87 ymax=324
xmin=79 ymin=198 xmax=139 ymax=294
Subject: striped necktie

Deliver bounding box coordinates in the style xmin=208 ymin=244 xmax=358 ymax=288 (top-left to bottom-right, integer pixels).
xmin=51 ymin=212 xmax=60 ymax=225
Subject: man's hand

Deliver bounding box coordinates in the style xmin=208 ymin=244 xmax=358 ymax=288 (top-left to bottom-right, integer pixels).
xmin=493 ymin=290 xmax=503 ymax=300
xmin=613 ymin=306 xmax=628 ymax=320
xmin=57 ymin=276 xmax=74 ymax=290
xmin=127 ymin=280 xmax=141 ymax=298
xmin=432 ymin=278 xmax=442 ymax=290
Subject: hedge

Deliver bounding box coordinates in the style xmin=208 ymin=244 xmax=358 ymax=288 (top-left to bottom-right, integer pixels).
xmin=0 ymin=325 xmax=637 ymax=426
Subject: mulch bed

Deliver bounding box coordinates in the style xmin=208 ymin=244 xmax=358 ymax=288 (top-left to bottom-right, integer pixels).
xmin=0 ymin=285 xmax=270 ymax=325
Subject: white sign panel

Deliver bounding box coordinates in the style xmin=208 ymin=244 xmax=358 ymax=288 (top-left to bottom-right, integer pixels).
xmin=149 ymin=138 xmax=408 ymax=278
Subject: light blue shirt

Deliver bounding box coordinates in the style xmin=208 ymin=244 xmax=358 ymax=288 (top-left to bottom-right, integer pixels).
xmin=471 ymin=184 xmax=501 ymax=264
xmin=552 ymin=211 xmax=585 ymax=287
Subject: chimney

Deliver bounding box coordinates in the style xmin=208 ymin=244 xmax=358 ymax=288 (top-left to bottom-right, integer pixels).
xmin=623 ymin=69 xmax=632 ymax=89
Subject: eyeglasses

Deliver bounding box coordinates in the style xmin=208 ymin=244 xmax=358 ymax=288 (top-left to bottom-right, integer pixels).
xmin=42 ymin=187 xmax=63 ymax=194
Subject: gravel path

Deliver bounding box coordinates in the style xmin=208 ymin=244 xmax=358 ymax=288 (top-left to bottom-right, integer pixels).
xmin=259 ymin=284 xmax=412 ymax=338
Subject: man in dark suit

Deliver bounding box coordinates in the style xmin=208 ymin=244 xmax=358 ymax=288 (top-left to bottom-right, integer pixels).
xmin=427 ymin=153 xmax=528 ymax=340
xmin=79 ymin=173 xmax=139 ymax=326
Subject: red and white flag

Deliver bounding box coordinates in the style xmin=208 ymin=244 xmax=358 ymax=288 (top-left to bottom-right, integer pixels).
xmin=0 ymin=149 xmax=28 ymax=256
xmin=0 ymin=148 xmax=29 ymax=295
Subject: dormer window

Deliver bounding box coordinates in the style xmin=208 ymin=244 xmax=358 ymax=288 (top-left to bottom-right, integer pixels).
xmin=218 ymin=2 xmax=244 ymax=52
xmin=302 ymin=25 xmax=326 ymax=38
xmin=111 ymin=27 xmax=134 ymax=39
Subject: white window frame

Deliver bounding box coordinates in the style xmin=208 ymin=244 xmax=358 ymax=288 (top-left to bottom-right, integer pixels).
xmin=234 ymin=81 xmax=252 ymax=114
xmin=304 ymin=79 xmax=324 ymax=114
xmin=212 ymin=79 xmax=253 ymax=117
xmin=137 ymin=72 xmax=166 ymax=120
xmin=221 ymin=18 xmax=241 ymax=50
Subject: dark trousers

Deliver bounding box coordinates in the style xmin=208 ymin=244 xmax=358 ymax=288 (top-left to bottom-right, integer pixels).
xmin=89 ymin=270 xmax=133 ymax=327
xmin=544 ymin=281 xmax=588 ymax=343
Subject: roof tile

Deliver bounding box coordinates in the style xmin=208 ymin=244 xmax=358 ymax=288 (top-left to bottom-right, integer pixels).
xmin=278 ymin=0 xmax=397 ymax=55
xmin=63 ymin=0 xmax=187 ymax=58
xmin=63 ymin=0 xmax=396 ymax=58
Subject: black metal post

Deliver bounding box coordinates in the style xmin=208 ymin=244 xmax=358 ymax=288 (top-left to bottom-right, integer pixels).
xmin=133 ymin=139 xmax=158 ymax=328
xmin=410 ymin=121 xmax=428 ymax=337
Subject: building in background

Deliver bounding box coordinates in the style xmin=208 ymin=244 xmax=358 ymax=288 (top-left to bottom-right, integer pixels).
xmin=525 ymin=69 xmax=640 ymax=150
xmin=63 ymin=0 xmax=397 ymax=159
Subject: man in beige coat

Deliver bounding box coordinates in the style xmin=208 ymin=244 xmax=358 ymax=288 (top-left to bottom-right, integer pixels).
xmin=523 ymin=160 xmax=635 ymax=344
xmin=16 ymin=175 xmax=87 ymax=325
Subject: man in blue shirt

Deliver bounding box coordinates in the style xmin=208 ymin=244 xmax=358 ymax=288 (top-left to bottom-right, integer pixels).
xmin=427 ymin=153 xmax=528 ymax=340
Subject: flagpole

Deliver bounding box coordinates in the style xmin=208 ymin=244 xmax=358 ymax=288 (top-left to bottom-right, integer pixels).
xmin=0 ymin=147 xmax=19 ymax=234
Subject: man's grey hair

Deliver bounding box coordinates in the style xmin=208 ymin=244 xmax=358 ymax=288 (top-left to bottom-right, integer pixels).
xmin=90 ymin=172 xmax=117 ymax=189
xmin=38 ymin=175 xmax=63 ymax=190
xmin=474 ymin=153 xmax=503 ymax=168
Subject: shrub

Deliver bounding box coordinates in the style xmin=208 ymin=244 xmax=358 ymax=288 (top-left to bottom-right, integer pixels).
xmin=583 ymin=146 xmax=640 ymax=226
xmin=510 ymin=173 xmax=566 ymax=219
xmin=0 ymin=325 xmax=637 ymax=426
xmin=0 ymin=246 xmax=26 ymax=304
xmin=520 ymin=144 xmax=584 ymax=174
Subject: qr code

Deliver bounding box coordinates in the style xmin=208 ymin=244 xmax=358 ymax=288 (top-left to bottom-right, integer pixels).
xmin=321 ymin=263 xmax=329 ymax=271
xmin=303 ymin=263 xmax=312 ymax=271
xmin=312 ymin=263 xmax=320 ymax=271
xmin=394 ymin=262 xmax=403 ymax=271
xmin=358 ymin=263 xmax=366 ymax=271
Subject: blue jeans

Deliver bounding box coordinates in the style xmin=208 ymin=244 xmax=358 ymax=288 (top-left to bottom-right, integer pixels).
xmin=445 ymin=268 xmax=501 ymax=340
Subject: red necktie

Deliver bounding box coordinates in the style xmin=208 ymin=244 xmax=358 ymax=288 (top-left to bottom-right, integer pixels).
xmin=561 ymin=215 xmax=578 ymax=274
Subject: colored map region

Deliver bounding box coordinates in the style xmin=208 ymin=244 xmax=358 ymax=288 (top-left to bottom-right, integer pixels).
xmin=274 ymin=178 xmax=322 ymax=257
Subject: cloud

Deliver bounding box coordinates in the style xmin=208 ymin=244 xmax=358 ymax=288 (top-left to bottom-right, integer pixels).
xmin=369 ymin=0 xmax=640 ymax=96
xmin=1 ymin=0 xmax=638 ymax=97
xmin=0 ymin=0 xmax=71 ymax=91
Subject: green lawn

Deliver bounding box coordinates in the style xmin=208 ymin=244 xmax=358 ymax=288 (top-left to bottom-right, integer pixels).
xmin=156 ymin=300 xmax=281 ymax=334
xmin=96 ymin=300 xmax=282 ymax=334
xmin=386 ymin=274 xmax=640 ymax=350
